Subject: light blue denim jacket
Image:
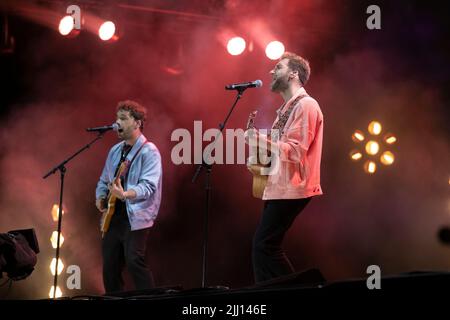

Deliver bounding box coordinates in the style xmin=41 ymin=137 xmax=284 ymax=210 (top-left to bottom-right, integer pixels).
xmin=96 ymin=134 xmax=162 ymax=231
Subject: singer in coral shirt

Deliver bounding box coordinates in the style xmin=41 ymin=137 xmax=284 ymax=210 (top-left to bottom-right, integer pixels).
xmin=246 ymin=52 xmax=324 ymax=283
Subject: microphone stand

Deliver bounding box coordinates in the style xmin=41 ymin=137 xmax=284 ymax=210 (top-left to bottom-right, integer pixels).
xmin=43 ymin=131 xmax=106 ymax=299
xmin=192 ymin=88 xmax=247 ymax=288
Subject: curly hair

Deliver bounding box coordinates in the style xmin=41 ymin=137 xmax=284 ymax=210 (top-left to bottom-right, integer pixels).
xmin=116 ymin=100 xmax=147 ymax=131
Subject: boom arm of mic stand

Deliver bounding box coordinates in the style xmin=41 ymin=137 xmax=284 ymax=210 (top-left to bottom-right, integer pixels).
xmin=43 ymin=132 xmax=105 ymax=179
xmin=191 ymin=90 xmax=243 ymax=183
xmin=42 ymin=130 xmax=105 ymax=298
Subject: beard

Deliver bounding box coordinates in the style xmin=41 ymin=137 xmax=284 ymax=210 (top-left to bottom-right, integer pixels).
xmin=270 ymin=75 xmax=289 ymax=92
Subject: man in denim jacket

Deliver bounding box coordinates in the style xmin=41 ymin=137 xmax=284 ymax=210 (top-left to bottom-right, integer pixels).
xmin=96 ymin=100 xmax=162 ymax=293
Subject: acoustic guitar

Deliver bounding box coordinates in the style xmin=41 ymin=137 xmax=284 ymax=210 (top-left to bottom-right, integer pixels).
xmin=246 ymin=111 xmax=269 ymax=199
xmin=246 ymin=94 xmax=307 ymax=199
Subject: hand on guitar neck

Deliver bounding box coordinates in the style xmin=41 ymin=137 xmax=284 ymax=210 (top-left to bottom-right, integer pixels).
xmin=245 ymin=119 xmax=273 ymax=163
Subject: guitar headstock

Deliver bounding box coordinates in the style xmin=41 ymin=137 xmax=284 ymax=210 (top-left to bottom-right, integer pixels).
xmin=246 ymin=110 xmax=258 ymax=130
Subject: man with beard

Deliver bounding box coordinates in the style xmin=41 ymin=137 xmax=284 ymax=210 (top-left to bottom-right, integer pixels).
xmin=246 ymin=52 xmax=324 ymax=283
xmin=95 ymin=100 xmax=162 ymax=294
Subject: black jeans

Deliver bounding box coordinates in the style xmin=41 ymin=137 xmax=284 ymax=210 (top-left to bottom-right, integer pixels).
xmin=102 ymin=207 xmax=154 ymax=294
xmin=252 ymin=197 xmax=311 ymax=283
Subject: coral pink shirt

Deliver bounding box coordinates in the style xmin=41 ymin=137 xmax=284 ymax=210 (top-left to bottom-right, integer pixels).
xmin=263 ymin=87 xmax=324 ymax=200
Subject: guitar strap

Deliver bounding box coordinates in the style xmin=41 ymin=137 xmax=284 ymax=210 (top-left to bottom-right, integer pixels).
xmin=112 ymin=139 xmax=148 ymax=186
xmin=271 ymin=94 xmax=309 ymax=135
xmin=123 ymin=139 xmax=149 ymax=188
xmin=253 ymin=94 xmax=309 ymax=166
xmin=113 ymin=144 xmax=132 ymax=178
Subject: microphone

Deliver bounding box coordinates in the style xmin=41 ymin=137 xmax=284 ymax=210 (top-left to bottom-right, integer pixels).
xmin=225 ymin=80 xmax=263 ymax=91
xmin=86 ymin=123 xmax=120 ymax=132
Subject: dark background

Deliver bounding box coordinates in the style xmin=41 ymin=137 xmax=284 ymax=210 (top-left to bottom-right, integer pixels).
xmin=0 ymin=0 xmax=449 ymax=299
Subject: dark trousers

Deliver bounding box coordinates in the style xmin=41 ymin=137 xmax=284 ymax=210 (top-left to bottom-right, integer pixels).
xmin=252 ymin=197 xmax=311 ymax=283
xmin=102 ymin=210 xmax=154 ymax=294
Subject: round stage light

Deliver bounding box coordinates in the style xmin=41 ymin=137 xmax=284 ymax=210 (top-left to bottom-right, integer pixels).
xmin=227 ymin=37 xmax=246 ymax=56
xmin=51 ymin=204 xmax=65 ymax=222
xmin=365 ymin=140 xmax=380 ymax=155
xmin=368 ymin=121 xmax=382 ymax=135
xmin=350 ymin=150 xmax=363 ymax=161
xmin=50 ymin=231 xmax=64 ymax=249
xmin=380 ymin=151 xmax=395 ymax=165
xmin=49 ymin=286 xmax=62 ymax=299
xmin=364 ymin=160 xmax=377 ymax=174
xmin=265 ymin=41 xmax=285 ymax=60
xmin=99 ymin=21 xmax=116 ymax=41
xmin=384 ymin=133 xmax=397 ymax=144
xmin=352 ymin=130 xmax=365 ymax=142
xmin=50 ymin=258 xmax=64 ymax=276
xmin=59 ymin=16 xmax=74 ymax=36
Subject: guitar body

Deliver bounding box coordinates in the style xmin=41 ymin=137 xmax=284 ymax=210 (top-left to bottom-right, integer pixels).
xmin=100 ymin=161 xmax=128 ymax=238
xmin=248 ymin=164 xmax=268 ymax=199
xmin=100 ymin=197 xmax=116 ymax=238
xmin=246 ymin=111 xmax=269 ymax=199
xmin=246 ymin=95 xmax=306 ymax=199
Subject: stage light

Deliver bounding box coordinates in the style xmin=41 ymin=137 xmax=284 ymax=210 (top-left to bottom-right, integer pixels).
xmin=49 ymin=286 xmax=62 ymax=299
xmin=365 ymin=140 xmax=380 ymax=155
xmin=380 ymin=151 xmax=395 ymax=165
xmin=99 ymin=21 xmax=116 ymax=41
xmin=364 ymin=160 xmax=377 ymax=174
xmin=352 ymin=130 xmax=365 ymax=142
xmin=265 ymin=41 xmax=285 ymax=60
xmin=59 ymin=16 xmax=74 ymax=36
xmin=50 ymin=231 xmax=64 ymax=249
xmin=368 ymin=121 xmax=382 ymax=135
xmin=0 ymin=229 xmax=39 ymax=281
xmin=350 ymin=150 xmax=363 ymax=161
xmin=384 ymin=133 xmax=397 ymax=144
xmin=350 ymin=121 xmax=397 ymax=174
xmin=51 ymin=204 xmax=65 ymax=222
xmin=50 ymin=258 xmax=64 ymax=276
xmin=227 ymin=37 xmax=246 ymax=56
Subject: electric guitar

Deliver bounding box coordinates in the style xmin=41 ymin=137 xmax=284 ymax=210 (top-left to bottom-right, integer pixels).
xmin=100 ymin=160 xmax=129 ymax=238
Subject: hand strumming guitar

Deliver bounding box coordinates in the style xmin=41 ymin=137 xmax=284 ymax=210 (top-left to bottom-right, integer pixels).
xmin=95 ymin=197 xmax=107 ymax=213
